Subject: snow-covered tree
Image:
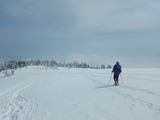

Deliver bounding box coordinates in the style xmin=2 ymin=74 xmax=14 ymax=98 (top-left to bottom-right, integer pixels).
xmin=101 ymin=64 xmax=106 ymax=69
xmin=107 ymin=65 xmax=112 ymax=69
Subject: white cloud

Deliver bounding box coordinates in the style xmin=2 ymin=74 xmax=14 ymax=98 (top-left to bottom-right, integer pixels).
xmin=1 ymin=0 xmax=159 ymax=31
xmin=70 ymin=0 xmax=160 ymax=31
xmin=0 ymin=0 xmax=160 ymax=59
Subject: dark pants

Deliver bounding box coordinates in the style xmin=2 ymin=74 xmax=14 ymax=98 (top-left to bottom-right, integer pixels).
xmin=114 ymin=74 xmax=119 ymax=85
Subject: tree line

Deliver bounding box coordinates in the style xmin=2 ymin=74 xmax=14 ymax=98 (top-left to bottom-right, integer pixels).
xmin=0 ymin=59 xmax=112 ymax=72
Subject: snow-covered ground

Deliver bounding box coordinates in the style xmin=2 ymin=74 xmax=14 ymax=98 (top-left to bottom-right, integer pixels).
xmin=0 ymin=67 xmax=160 ymax=120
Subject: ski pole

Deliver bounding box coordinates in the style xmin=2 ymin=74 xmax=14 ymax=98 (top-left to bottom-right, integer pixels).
xmin=108 ymin=72 xmax=112 ymax=86
xmin=120 ymin=74 xmax=123 ymax=84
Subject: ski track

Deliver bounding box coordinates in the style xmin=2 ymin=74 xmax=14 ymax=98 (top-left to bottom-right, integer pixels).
xmin=0 ymin=68 xmax=159 ymax=120
xmin=83 ymin=72 xmax=160 ymax=115
xmin=0 ymin=77 xmax=38 ymax=120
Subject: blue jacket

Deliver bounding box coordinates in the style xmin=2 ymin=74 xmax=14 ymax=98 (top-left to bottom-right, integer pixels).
xmin=112 ymin=63 xmax=122 ymax=75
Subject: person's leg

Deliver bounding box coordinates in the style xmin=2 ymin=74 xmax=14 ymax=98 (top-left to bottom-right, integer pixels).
xmin=114 ymin=78 xmax=116 ymax=84
xmin=115 ymin=78 xmax=118 ymax=85
xmin=117 ymin=75 xmax=119 ymax=84
xmin=114 ymin=75 xmax=118 ymax=85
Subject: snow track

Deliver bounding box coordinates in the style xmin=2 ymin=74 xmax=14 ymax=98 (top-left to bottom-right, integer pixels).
xmin=83 ymin=70 xmax=160 ymax=119
xmin=110 ymin=85 xmax=160 ymax=113
xmin=0 ymin=67 xmax=160 ymax=120
xmin=0 ymin=77 xmax=38 ymax=120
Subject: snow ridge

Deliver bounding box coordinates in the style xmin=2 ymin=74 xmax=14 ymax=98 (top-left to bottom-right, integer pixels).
xmin=0 ymin=77 xmax=38 ymax=120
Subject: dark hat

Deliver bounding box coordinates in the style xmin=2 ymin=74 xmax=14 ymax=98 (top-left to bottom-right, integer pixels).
xmin=116 ymin=61 xmax=119 ymax=64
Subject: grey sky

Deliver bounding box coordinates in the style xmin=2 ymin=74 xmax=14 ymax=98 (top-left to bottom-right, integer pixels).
xmin=0 ymin=0 xmax=160 ymax=66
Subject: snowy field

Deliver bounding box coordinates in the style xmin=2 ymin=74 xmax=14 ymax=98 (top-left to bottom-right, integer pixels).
xmin=0 ymin=67 xmax=160 ymax=120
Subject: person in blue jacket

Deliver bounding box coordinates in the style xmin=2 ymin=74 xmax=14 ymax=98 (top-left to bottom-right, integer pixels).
xmin=112 ymin=61 xmax=122 ymax=85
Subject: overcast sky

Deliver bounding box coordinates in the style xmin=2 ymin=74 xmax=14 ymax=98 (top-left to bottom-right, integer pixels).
xmin=0 ymin=0 xmax=160 ymax=66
